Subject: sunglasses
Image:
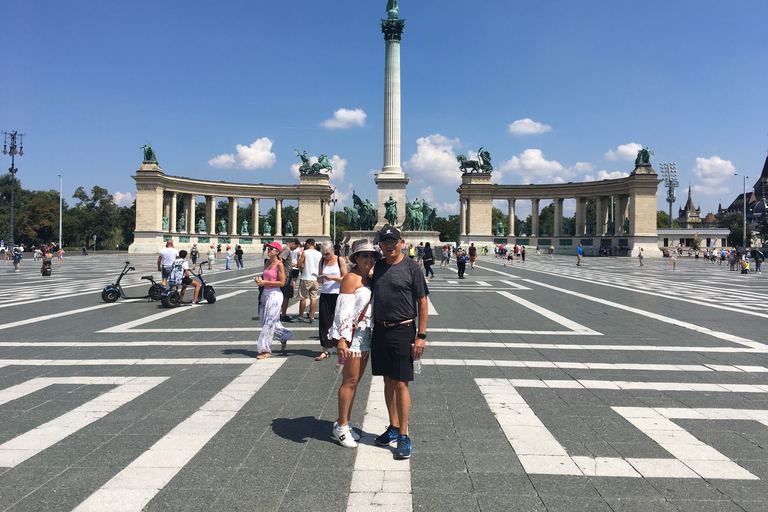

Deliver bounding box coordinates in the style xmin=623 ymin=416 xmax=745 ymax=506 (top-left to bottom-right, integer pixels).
xmin=357 ymin=252 xmax=376 ymax=259
xmin=268 ymin=247 xmax=279 ymax=252
xmin=379 ymin=239 xmax=399 ymax=247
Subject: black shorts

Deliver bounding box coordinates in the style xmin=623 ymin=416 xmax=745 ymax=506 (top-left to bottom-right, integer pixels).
xmin=281 ymin=273 xmax=294 ymax=299
xmin=371 ymin=321 xmax=416 ymax=382
xmin=181 ymin=276 xmax=194 ymax=286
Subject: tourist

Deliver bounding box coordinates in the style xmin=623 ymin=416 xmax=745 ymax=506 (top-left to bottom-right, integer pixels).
xmin=408 ymin=244 xmax=415 ymax=259
xmin=279 ymin=238 xmax=300 ymax=322
xmin=329 ymin=239 xmax=379 ymax=448
xmin=638 ymin=247 xmax=644 ymax=266
xmin=57 ymin=247 xmax=64 ymax=267
xmin=208 ymin=245 xmax=215 ymax=270
xmin=235 ymin=245 xmax=244 ymax=269
xmin=176 ymin=250 xmax=200 ymax=304
xmin=316 ymin=241 xmax=347 ymax=360
xmin=423 ymin=242 xmax=435 ymax=278
xmin=190 ymin=243 xmax=199 ymax=270
xmin=225 ymin=246 xmax=232 ymax=270
xmin=157 ymin=240 xmax=178 ymax=286
xmin=549 ymin=245 xmax=555 ymax=259
xmin=521 ymin=246 xmax=526 ymax=263
xmin=456 ymin=247 xmax=467 ymax=279
xmin=441 ymin=245 xmax=450 ymax=268
xmin=416 ymin=242 xmax=424 ymax=267
xmin=12 ymin=246 xmax=22 ymax=272
xmin=666 ymin=248 xmax=678 ymax=270
xmin=468 ymin=243 xmax=477 ymax=269
xmin=577 ymin=244 xmax=583 ymax=266
xmin=297 ymin=238 xmax=321 ymax=324
xmin=253 ymin=242 xmax=291 ymax=359
xmin=291 ymin=241 xmax=301 ymax=294
xmin=371 ymin=226 xmax=429 ymax=460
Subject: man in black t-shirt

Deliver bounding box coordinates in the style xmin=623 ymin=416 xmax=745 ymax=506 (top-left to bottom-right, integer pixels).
xmin=371 ymin=226 xmax=428 ymax=460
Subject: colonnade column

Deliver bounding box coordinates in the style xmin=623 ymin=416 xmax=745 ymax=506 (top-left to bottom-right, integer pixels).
xmin=507 ymin=199 xmax=515 ymax=240
xmin=169 ymin=193 xmax=177 ymax=233
xmin=205 ymin=196 xmax=215 ymax=235
xmin=323 ymin=199 xmax=331 ymax=236
xmin=183 ymin=194 xmax=192 ymax=233
xmin=575 ymin=197 xmax=586 ymax=236
xmin=228 ymin=197 xmax=237 ymax=236
xmin=553 ymin=198 xmax=563 ymax=237
xmin=252 ymin=199 xmax=260 ymax=236
xmin=617 ymin=195 xmax=629 ymax=235
xmin=162 ymin=192 xmax=172 ymax=232
xmin=531 ymin=199 xmax=540 ymax=237
xmin=595 ymin=196 xmax=605 ymax=236
xmin=459 ymin=198 xmax=467 ymax=236
xmin=275 ymin=199 xmax=283 ymax=237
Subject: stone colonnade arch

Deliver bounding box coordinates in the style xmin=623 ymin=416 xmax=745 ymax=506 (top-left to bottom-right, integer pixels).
xmin=457 ymin=165 xmax=662 ymax=257
xmin=129 ymin=162 xmax=333 ymax=254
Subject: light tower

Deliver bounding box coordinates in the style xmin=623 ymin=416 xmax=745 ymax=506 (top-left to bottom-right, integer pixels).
xmin=658 ymin=163 xmax=678 ymax=228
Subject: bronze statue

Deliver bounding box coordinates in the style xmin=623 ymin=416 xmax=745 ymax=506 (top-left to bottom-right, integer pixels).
xmin=140 ymin=143 xmax=157 ymax=162
xmin=496 ymin=220 xmax=504 ymax=236
xmin=310 ymin=154 xmax=333 ymax=174
xmin=518 ymin=221 xmax=526 ymax=237
xmin=263 ymin=220 xmax=272 ymax=236
xmin=178 ymin=215 xmax=186 ymax=232
xmin=219 ymin=219 xmax=227 ymax=234
xmin=241 ymin=220 xmax=249 ymax=236
xmin=345 ymin=206 xmax=360 ymax=230
xmin=285 ymin=220 xmax=294 ymax=236
xmin=457 ymin=147 xmax=493 ymax=173
xmin=295 ymin=150 xmax=311 ymax=174
xmin=384 ymin=194 xmax=398 ymax=226
xmin=197 ymin=218 xmax=206 ymax=233
xmin=623 ymin=217 xmax=630 ymax=235
xmin=635 ymin=147 xmax=654 ymax=167
xmin=386 ymin=0 xmax=399 ymax=18
xmin=161 ymin=216 xmax=169 ymax=231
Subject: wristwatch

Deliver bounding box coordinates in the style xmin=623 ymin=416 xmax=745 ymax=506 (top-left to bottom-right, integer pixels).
xmin=417 ymin=333 xmax=427 ymax=340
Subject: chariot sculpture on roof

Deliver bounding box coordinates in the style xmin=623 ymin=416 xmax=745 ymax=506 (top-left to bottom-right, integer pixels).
xmin=296 ymin=150 xmax=333 ymax=175
xmin=457 ymin=147 xmax=493 ymax=174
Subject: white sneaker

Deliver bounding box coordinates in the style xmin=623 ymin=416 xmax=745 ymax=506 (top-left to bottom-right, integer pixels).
xmin=331 ymin=424 xmax=358 ymax=448
xmin=336 ymin=421 xmax=361 ymax=441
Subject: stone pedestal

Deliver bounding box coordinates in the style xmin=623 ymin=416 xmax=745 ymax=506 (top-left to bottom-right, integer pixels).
xmin=375 ymin=173 xmax=409 ymax=230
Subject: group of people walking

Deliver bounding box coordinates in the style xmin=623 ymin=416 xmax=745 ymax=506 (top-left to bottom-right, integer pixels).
xmin=254 ymin=227 xmax=429 ymax=459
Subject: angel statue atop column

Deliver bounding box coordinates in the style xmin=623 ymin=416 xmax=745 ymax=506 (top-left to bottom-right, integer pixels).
xmin=386 ymin=0 xmax=398 ymax=18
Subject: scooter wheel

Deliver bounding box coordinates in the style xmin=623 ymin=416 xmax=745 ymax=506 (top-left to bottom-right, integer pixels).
xmin=149 ymin=285 xmax=164 ymax=301
xmin=204 ymin=286 xmax=216 ymax=304
xmin=161 ymin=291 xmax=180 ymax=308
xmin=102 ymin=289 xmax=119 ymax=303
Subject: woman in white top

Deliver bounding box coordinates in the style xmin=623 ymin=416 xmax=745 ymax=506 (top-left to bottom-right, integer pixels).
xmin=316 ymin=241 xmax=347 ymax=360
xmin=208 ymin=245 xmax=215 ymax=270
xmin=328 ymin=239 xmax=379 ymax=448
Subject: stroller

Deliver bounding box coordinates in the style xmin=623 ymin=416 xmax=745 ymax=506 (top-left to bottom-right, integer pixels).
xmin=41 ymin=255 xmax=52 ymax=276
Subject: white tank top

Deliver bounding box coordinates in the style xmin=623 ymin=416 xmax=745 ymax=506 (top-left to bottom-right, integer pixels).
xmin=321 ymin=258 xmax=342 ymax=294
xmin=301 ymin=249 xmax=322 ymax=281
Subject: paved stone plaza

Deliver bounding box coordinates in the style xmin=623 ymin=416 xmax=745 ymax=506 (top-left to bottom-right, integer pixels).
xmin=0 ymin=252 xmax=767 ymax=511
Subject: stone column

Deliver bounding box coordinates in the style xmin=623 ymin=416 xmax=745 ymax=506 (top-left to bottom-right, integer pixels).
xmin=228 ymin=197 xmax=237 ymax=236
xmin=183 ymin=194 xmax=192 ymax=233
xmin=205 ymin=196 xmax=215 ymax=235
xmin=323 ymin=200 xmax=331 ymax=236
xmin=459 ymin=198 xmax=467 ymax=236
xmin=275 ymin=199 xmax=283 ymax=236
xmin=375 ymin=13 xmax=409 ymax=229
xmin=596 ymin=196 xmax=608 ymax=236
xmin=190 ymin=195 xmax=197 ymax=233
xmin=617 ymin=195 xmax=629 ymax=235
xmin=531 ymin=199 xmax=540 ymax=237
xmin=508 ymin=199 xmax=515 ymax=237
xmin=169 ymin=193 xmax=177 ymax=233
xmin=252 ymin=199 xmax=260 ymax=236
xmin=554 ymin=198 xmax=563 ymax=237
xmin=162 ymin=192 xmax=172 ymax=232
xmin=575 ymin=197 xmax=587 ymax=236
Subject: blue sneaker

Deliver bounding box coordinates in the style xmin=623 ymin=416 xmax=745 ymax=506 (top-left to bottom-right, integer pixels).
xmin=395 ymin=434 xmax=411 ymax=459
xmin=375 ymin=425 xmax=399 ymax=446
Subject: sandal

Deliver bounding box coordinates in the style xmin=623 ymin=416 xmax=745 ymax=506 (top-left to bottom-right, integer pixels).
xmin=256 ymin=352 xmax=271 ymax=360
xmin=314 ymin=352 xmax=330 ymax=361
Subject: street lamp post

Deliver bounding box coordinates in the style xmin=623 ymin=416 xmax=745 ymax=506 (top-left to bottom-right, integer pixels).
xmin=735 ymin=173 xmax=749 ymax=247
xmin=2 ymin=131 xmax=24 ymax=252
xmin=658 ymin=163 xmax=678 ymax=228
xmin=58 ymin=174 xmax=63 ymax=249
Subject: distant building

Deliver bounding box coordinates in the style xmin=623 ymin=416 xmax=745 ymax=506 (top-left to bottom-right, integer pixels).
xmin=702 ymin=212 xmax=717 ymax=228
xmin=657 ymin=228 xmax=730 ymax=251
xmin=719 ymin=152 xmax=768 ymax=228
xmin=677 ymin=186 xmax=701 ymax=228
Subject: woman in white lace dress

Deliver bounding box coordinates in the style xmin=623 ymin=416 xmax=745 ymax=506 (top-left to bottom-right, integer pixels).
xmin=328 ymin=239 xmax=380 ymax=448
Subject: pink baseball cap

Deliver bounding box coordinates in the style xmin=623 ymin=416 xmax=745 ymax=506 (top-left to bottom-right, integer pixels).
xmin=266 ymin=241 xmax=282 ymax=251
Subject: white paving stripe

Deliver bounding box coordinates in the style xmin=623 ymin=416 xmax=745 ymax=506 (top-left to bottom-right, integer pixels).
xmin=347 ymin=377 xmax=411 ymax=512
xmin=476 ymin=378 xmax=760 ymax=480
xmin=497 ymin=291 xmax=599 ymax=335
xmin=425 ymin=358 xmax=765 ymax=373
xmin=0 ymin=377 xmax=168 ymax=468
xmin=524 ymin=279 xmax=768 ymax=351
xmin=0 ymin=303 xmax=118 ymax=330
xmin=97 ymin=290 xmax=249 ymax=333
xmin=73 ymin=358 xmax=286 ymax=512
xmin=500 ymin=280 xmax=531 ymax=290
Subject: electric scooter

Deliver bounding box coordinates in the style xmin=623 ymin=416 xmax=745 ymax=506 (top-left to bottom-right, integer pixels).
xmin=160 ymin=260 xmax=216 ymax=307
xmin=102 ymin=261 xmax=165 ymax=303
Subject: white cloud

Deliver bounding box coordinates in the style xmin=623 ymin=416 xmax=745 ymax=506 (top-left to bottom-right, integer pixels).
xmin=583 ymin=169 xmax=629 ymax=181
xmin=436 ymin=202 xmax=459 ymax=215
xmin=499 ymin=149 xmax=566 ymax=184
xmin=604 ymin=142 xmax=642 ymax=161
xmin=692 ymin=156 xmax=736 ymax=190
xmin=419 ymin=186 xmax=435 ymax=204
xmin=113 ymin=191 xmax=134 ymax=207
xmin=693 ymin=185 xmax=729 ymax=196
xmin=321 ymin=108 xmax=367 ymax=129
xmin=402 ymin=134 xmax=462 ymax=184
xmin=507 ymin=118 xmax=552 ymax=136
xmin=209 ymin=137 xmax=276 ymax=169
xmin=290 ymin=154 xmax=346 ymax=183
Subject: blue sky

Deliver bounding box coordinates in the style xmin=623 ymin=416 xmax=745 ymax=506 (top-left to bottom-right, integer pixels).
xmin=3 ymin=0 xmax=766 ymax=220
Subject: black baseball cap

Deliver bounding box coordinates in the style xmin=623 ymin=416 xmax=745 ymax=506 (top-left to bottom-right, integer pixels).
xmin=377 ymin=225 xmax=401 ymax=242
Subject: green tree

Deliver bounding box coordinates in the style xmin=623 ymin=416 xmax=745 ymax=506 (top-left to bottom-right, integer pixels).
xmin=67 ymin=186 xmax=119 ymax=249
xmin=539 ymin=203 xmax=554 ymax=236
xmin=491 ymin=207 xmax=507 ymax=235
xmin=433 ymin=215 xmax=459 ymax=243
xmin=657 ymin=210 xmax=681 ymax=228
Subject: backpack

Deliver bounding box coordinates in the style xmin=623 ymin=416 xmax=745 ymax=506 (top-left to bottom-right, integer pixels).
xmin=190 ymin=246 xmax=198 ymax=257
xmin=168 ymin=260 xmax=185 ymax=287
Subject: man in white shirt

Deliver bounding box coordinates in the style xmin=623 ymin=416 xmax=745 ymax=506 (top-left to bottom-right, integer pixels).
xmin=157 ymin=240 xmax=178 ymax=286
xmin=296 ymin=238 xmax=322 ymax=323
